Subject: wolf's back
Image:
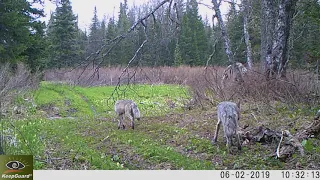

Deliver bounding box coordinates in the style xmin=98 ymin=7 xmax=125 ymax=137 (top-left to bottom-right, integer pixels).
xmin=115 ymin=100 xmax=133 ymax=115
xmin=217 ymin=102 xmax=239 ymax=136
xmin=115 ymin=100 xmax=140 ymax=118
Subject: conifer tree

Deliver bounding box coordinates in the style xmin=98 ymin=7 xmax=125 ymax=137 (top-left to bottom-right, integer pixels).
xmin=0 ymin=0 xmax=46 ymax=71
xmin=179 ymin=0 xmax=209 ymax=66
xmin=87 ymin=6 xmax=101 ymax=57
xmin=47 ymin=0 xmax=80 ymax=68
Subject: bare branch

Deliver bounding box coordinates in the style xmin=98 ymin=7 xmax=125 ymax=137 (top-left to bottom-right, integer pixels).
xmin=120 ymin=24 xmax=148 ymax=79
xmin=77 ymin=0 xmax=171 ymax=85
xmin=198 ymin=2 xmax=214 ymax=10
xmin=205 ymin=38 xmax=219 ymax=69
xmin=106 ymin=20 xmax=149 ymax=105
xmin=167 ymin=0 xmax=181 ymax=27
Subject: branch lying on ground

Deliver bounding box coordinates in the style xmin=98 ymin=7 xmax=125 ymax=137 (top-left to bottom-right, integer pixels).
xmin=240 ymin=113 xmax=320 ymax=161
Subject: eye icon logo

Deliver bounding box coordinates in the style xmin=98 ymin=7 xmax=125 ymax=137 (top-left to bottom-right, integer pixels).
xmin=0 ymin=155 xmax=33 ymax=179
xmin=6 ymin=161 xmax=25 ymax=170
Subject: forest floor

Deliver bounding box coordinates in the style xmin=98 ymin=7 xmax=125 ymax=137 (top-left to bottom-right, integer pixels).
xmin=2 ymin=81 xmax=320 ymax=170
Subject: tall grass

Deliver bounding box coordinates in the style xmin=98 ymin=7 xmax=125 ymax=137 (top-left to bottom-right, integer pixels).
xmin=0 ymin=63 xmax=41 ymax=112
xmin=43 ymin=65 xmax=320 ymax=110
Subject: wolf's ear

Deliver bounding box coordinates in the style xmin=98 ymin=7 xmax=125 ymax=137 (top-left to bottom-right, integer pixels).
xmin=237 ymin=100 xmax=240 ymax=109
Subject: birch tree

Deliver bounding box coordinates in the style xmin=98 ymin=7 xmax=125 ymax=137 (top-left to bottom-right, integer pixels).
xmin=261 ymin=0 xmax=275 ymax=73
xmin=242 ymin=0 xmax=253 ymax=69
xmin=212 ymin=0 xmax=234 ymax=64
xmin=271 ymin=0 xmax=298 ymax=79
xmin=212 ymin=0 xmax=244 ymax=82
xmin=262 ymin=0 xmax=298 ymax=79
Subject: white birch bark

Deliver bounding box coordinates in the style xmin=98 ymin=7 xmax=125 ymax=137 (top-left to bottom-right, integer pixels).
xmin=211 ymin=0 xmax=234 ymax=64
xmin=271 ymin=0 xmax=297 ymax=78
xmin=242 ymin=0 xmax=253 ymax=70
xmin=261 ymin=0 xmax=275 ymax=77
xmin=212 ymin=0 xmax=244 ymax=82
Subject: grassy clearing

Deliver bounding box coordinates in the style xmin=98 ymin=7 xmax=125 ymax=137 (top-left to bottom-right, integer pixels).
xmin=2 ymin=82 xmax=320 ymax=170
xmin=33 ymin=82 xmax=190 ymax=118
xmin=3 ymin=118 xmax=213 ymax=170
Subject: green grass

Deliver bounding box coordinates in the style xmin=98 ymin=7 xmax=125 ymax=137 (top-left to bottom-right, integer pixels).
xmin=33 ymin=82 xmax=190 ymax=118
xmin=2 ymin=117 xmax=213 ymax=170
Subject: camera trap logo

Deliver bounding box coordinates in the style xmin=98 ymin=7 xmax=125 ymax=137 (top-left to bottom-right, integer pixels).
xmin=0 ymin=155 xmax=33 ymax=180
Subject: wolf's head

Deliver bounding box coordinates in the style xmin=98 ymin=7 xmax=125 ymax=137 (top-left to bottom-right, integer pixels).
xmin=132 ymin=103 xmax=141 ymax=120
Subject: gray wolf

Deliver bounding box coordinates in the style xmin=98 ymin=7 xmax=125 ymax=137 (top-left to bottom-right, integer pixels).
xmin=114 ymin=100 xmax=141 ymax=130
xmin=212 ymin=101 xmax=241 ymax=152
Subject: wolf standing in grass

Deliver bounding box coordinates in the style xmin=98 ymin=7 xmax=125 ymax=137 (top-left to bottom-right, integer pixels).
xmin=212 ymin=101 xmax=241 ymax=152
xmin=114 ymin=100 xmax=141 ymax=130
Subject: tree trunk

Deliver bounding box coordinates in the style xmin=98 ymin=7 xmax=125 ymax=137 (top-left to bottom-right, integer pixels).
xmin=212 ymin=0 xmax=244 ymax=82
xmin=261 ymin=0 xmax=276 ymax=77
xmin=271 ymin=0 xmax=298 ymax=79
xmin=242 ymin=0 xmax=253 ymax=70
xmin=262 ymin=0 xmax=297 ymax=79
xmin=211 ymin=0 xmax=234 ymax=64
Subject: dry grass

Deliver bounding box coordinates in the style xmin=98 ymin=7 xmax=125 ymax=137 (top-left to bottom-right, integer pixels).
xmin=43 ymin=65 xmax=320 ymax=110
xmin=43 ymin=65 xmax=208 ymax=86
xmin=0 ymin=63 xmax=41 ymax=113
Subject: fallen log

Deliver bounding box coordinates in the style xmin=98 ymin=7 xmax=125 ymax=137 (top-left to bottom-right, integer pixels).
xmin=239 ymin=111 xmax=320 ymax=161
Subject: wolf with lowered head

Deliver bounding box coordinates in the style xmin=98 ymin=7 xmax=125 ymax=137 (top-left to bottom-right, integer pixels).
xmin=114 ymin=99 xmax=141 ymax=130
xmin=212 ymin=101 xmax=241 ymax=152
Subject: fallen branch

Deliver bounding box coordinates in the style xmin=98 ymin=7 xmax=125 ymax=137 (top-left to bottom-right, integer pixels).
xmin=276 ymin=131 xmax=285 ymax=158
xmin=239 ymin=114 xmax=320 ymax=162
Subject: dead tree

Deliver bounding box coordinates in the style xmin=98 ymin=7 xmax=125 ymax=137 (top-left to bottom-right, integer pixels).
xmin=212 ymin=0 xmax=244 ymax=83
xmin=222 ymin=62 xmax=247 ymax=85
xmin=240 ymin=110 xmax=320 ymax=161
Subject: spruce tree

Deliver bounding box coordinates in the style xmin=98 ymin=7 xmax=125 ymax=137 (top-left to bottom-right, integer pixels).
xmin=87 ymin=6 xmax=101 ymax=57
xmin=107 ymin=17 xmax=117 ymax=41
xmin=100 ymin=15 xmax=107 ymax=41
xmin=77 ymin=28 xmax=88 ymax=62
xmin=47 ymin=0 xmax=80 ymax=68
xmin=179 ymin=0 xmax=209 ymax=66
xmin=0 ymin=0 xmax=46 ymax=71
xmin=116 ymin=0 xmax=133 ymax=64
xmin=106 ymin=16 xmax=117 ymax=66
xmin=174 ymin=42 xmax=183 ymax=66
xmin=117 ymin=0 xmax=130 ymax=34
xmin=291 ymin=0 xmax=320 ymax=68
xmin=226 ymin=3 xmax=246 ymax=64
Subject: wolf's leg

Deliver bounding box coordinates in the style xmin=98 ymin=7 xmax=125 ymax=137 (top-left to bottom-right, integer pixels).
xmin=212 ymin=120 xmax=221 ymax=145
xmin=117 ymin=115 xmax=121 ymax=129
xmin=226 ymin=136 xmax=231 ymax=153
xmin=118 ymin=114 xmax=125 ymax=130
xmin=236 ymin=131 xmax=242 ymax=151
xmin=122 ymin=115 xmax=125 ymax=129
xmin=131 ymin=119 xmax=134 ymax=130
xmin=229 ymin=135 xmax=233 ymax=146
xmin=128 ymin=114 xmax=134 ymax=130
